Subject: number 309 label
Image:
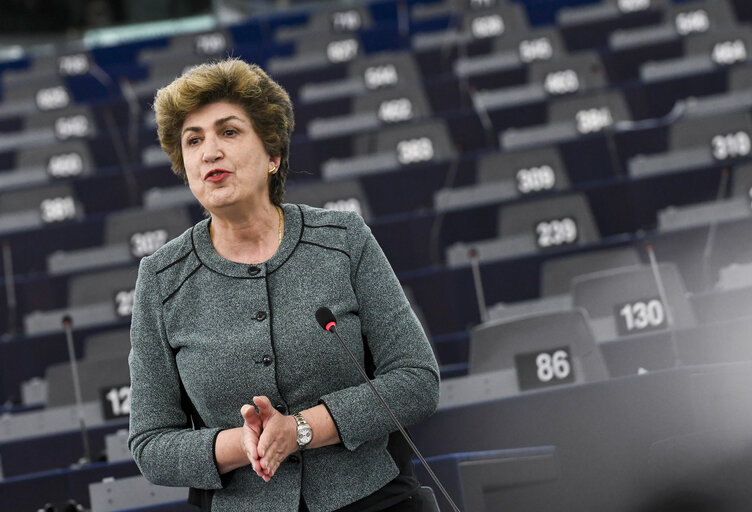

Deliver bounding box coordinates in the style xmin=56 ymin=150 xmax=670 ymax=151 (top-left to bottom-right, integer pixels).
xmin=514 ymin=346 xmax=575 ymax=391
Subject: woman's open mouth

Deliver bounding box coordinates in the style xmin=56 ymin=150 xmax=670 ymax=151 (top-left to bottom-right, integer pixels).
xmin=205 ymin=169 xmax=231 ymax=182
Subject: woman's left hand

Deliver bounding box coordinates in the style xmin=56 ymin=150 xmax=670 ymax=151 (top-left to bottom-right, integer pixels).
xmin=252 ymin=396 xmax=299 ymax=481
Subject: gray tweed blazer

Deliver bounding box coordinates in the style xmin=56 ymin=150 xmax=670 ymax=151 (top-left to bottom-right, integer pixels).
xmin=128 ymin=203 xmax=440 ymax=512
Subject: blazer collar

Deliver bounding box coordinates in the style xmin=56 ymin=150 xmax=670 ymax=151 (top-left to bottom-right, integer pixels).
xmin=191 ymin=203 xmax=302 ymax=278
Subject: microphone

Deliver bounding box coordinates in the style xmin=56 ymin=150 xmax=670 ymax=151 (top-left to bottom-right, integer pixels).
xmin=701 ymin=167 xmax=730 ymax=288
xmin=61 ymin=315 xmax=92 ymax=465
xmin=315 ymin=307 xmax=462 ymax=512
xmin=315 ymin=307 xmax=337 ymax=333
xmin=644 ymin=245 xmax=681 ymax=368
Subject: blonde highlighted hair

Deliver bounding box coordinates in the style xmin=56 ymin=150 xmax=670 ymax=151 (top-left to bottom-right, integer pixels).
xmin=153 ymin=58 xmax=294 ymax=205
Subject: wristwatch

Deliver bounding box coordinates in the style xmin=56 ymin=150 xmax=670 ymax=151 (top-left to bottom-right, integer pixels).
xmin=293 ymin=412 xmax=313 ymax=450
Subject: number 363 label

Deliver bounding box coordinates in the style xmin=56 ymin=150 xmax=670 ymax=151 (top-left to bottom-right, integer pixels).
xmin=514 ymin=346 xmax=575 ymax=391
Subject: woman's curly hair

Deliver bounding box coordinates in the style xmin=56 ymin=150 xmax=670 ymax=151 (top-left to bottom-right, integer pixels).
xmin=153 ymin=58 xmax=294 ymax=205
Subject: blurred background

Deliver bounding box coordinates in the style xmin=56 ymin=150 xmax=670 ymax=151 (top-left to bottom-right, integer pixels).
xmin=1 ymin=0 xmax=752 ymax=510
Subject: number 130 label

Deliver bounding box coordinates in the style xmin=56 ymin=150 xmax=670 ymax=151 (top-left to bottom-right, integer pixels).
xmin=615 ymin=297 xmax=667 ymax=336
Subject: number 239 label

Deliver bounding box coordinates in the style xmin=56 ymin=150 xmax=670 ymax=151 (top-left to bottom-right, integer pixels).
xmin=515 ymin=346 xmax=575 ymax=391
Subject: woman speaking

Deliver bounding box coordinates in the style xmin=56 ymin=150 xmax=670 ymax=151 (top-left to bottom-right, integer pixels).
xmin=127 ymin=58 xmax=440 ymax=511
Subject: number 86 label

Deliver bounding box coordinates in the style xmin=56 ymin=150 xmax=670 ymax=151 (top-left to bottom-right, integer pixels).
xmin=536 ymin=350 xmax=571 ymax=382
xmin=515 ymin=346 xmax=575 ymax=391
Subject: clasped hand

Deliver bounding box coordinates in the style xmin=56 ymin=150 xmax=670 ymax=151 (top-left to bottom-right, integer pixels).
xmin=240 ymin=396 xmax=299 ymax=482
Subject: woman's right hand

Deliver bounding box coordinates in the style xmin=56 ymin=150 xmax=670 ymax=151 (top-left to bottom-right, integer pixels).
xmin=240 ymin=404 xmax=268 ymax=480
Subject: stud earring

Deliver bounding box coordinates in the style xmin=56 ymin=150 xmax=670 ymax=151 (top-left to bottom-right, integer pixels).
xmin=268 ymin=163 xmax=277 ymax=175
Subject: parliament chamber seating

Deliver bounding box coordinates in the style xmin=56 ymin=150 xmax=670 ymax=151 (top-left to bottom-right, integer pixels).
xmin=415 ymin=446 xmax=564 ymax=512
xmin=433 ymin=145 xmax=571 ymax=212
xmin=2 ymin=0 xmax=752 ymax=509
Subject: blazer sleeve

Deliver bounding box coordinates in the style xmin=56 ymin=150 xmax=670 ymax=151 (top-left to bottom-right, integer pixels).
xmin=319 ymin=213 xmax=440 ymax=451
xmin=127 ymin=256 xmax=225 ymax=489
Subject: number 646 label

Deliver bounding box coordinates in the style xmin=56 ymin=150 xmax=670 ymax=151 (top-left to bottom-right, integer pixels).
xmin=515 ymin=346 xmax=575 ymax=391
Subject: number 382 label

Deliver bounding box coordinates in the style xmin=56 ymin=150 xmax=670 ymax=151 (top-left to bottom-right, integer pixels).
xmin=514 ymin=346 xmax=575 ymax=391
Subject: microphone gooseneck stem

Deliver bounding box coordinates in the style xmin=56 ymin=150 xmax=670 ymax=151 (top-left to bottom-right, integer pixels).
xmin=2 ymin=239 xmax=18 ymax=335
xmin=329 ymin=325 xmax=462 ymax=512
xmin=645 ymin=245 xmax=681 ymax=368
xmin=701 ymin=167 xmax=729 ymax=288
xmin=469 ymin=248 xmax=488 ymax=323
xmin=63 ymin=318 xmax=91 ymax=465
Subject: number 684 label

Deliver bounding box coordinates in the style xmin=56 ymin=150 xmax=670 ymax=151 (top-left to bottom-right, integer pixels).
xmin=514 ymin=346 xmax=575 ymax=391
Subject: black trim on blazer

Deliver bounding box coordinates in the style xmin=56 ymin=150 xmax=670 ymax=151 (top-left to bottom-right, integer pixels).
xmin=162 ymin=263 xmax=203 ymax=305
xmin=156 ymin=249 xmax=193 ymax=274
xmin=304 ymin=223 xmax=348 ymax=230
xmin=189 ymin=206 xmax=305 ymax=279
xmin=264 ymin=275 xmax=289 ymax=416
xmin=266 ymin=203 xmax=305 ymax=277
xmin=299 ymin=240 xmax=351 ymax=260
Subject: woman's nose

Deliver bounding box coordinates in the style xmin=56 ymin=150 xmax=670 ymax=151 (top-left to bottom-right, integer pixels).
xmin=202 ymin=136 xmax=223 ymax=162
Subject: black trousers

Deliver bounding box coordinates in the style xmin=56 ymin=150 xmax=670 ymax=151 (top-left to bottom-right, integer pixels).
xmin=382 ymin=493 xmax=424 ymax=511
xmin=299 ymin=492 xmax=424 ymax=512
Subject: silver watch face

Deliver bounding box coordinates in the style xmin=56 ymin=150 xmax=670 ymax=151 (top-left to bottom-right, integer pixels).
xmin=298 ymin=426 xmax=313 ymax=446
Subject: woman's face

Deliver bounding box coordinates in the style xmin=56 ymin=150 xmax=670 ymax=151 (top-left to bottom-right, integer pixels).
xmin=181 ymin=101 xmax=280 ymax=215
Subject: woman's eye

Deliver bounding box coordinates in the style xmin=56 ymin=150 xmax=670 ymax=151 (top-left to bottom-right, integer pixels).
xmin=224 ymin=129 xmax=237 ymax=136
xmin=186 ymin=137 xmax=200 ymax=146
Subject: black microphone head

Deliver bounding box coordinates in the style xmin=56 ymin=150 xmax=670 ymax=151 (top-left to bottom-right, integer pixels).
xmin=315 ymin=307 xmax=337 ymax=331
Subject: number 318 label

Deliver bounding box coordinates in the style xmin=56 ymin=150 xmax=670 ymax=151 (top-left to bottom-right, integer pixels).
xmin=515 ymin=346 xmax=575 ymax=391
